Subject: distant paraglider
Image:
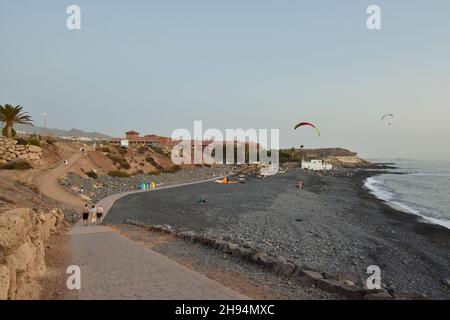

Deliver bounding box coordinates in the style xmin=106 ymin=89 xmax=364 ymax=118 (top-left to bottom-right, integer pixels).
xmin=294 ymin=122 xmax=321 ymax=137
xmin=381 ymin=114 xmax=394 ymax=125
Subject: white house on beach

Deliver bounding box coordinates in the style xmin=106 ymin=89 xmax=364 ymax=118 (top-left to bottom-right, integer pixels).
xmin=301 ymin=159 xmax=333 ymax=171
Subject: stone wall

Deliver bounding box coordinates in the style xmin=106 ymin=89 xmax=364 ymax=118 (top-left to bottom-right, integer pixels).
xmin=0 ymin=137 xmax=42 ymax=164
xmin=0 ymin=208 xmax=65 ymax=300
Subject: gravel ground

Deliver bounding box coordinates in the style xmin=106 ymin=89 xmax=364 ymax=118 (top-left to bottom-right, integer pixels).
xmin=61 ymin=166 xmax=235 ymax=203
xmin=113 ymin=224 xmax=339 ymax=300
xmin=104 ymin=169 xmax=450 ymax=299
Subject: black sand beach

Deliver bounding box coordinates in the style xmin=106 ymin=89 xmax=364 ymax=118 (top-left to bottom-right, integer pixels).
xmin=105 ymin=169 xmax=450 ymax=299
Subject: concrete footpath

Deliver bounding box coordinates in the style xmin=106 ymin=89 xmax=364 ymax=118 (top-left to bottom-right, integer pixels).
xmin=68 ymin=225 xmax=247 ymax=300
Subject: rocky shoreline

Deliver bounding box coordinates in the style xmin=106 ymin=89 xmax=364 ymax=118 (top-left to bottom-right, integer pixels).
xmin=104 ymin=168 xmax=450 ymax=299
xmin=123 ymin=219 xmax=426 ymax=300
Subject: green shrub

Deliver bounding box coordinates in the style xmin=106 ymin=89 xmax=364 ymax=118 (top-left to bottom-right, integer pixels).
xmin=28 ymin=138 xmax=42 ymax=147
xmin=279 ymin=149 xmax=301 ymax=163
xmin=1 ymin=127 xmax=16 ymax=137
xmin=101 ymin=147 xmax=111 ymax=153
xmin=164 ymin=165 xmax=181 ymax=173
xmin=108 ymin=170 xmax=130 ymax=178
xmin=120 ymin=162 xmax=131 ymax=170
xmin=137 ymin=146 xmax=148 ymax=154
xmin=16 ymin=137 xmax=28 ymax=145
xmin=145 ymin=157 xmax=164 ymax=171
xmin=148 ymin=169 xmax=161 ymax=175
xmin=1 ymin=160 xmax=32 ymax=170
xmin=107 ymin=154 xmax=129 ymax=166
xmin=118 ymin=148 xmax=127 ymax=155
xmin=45 ymin=138 xmax=56 ymax=145
xmin=150 ymin=145 xmax=170 ymax=155
xmin=85 ymin=170 xmax=99 ymax=179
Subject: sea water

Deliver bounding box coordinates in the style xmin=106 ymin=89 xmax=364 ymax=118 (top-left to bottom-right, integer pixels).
xmin=364 ymin=160 xmax=450 ymax=230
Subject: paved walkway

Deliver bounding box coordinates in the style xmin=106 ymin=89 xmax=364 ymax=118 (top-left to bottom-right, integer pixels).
xmin=36 ymin=149 xmax=246 ymax=299
xmin=68 ymin=227 xmax=247 ymax=299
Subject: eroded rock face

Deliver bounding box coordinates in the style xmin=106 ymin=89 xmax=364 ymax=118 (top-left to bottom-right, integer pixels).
xmin=0 ymin=265 xmax=11 ymax=300
xmin=0 ymin=208 xmax=64 ymax=300
xmin=0 ymin=209 xmax=33 ymax=254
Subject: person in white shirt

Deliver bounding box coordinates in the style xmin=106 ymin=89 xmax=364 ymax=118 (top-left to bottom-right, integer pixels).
xmin=90 ymin=205 xmax=98 ymax=225
xmin=96 ymin=205 xmax=104 ymax=224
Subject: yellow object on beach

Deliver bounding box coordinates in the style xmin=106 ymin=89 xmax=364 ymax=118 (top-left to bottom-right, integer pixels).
xmin=214 ymin=177 xmax=238 ymax=185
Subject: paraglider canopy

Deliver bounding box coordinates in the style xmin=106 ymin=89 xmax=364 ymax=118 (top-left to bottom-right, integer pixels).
xmin=294 ymin=122 xmax=320 ymax=137
xmin=381 ymin=114 xmax=394 ymax=126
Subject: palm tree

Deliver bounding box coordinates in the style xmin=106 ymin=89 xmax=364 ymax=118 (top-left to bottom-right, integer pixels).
xmin=0 ymin=104 xmax=33 ymax=139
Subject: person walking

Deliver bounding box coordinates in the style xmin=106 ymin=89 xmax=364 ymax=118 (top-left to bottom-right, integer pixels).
xmin=82 ymin=204 xmax=90 ymax=226
xmin=96 ymin=205 xmax=104 ymax=224
xmin=90 ymin=205 xmax=98 ymax=225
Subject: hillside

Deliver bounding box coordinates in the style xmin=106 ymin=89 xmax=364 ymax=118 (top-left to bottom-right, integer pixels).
xmin=280 ymin=147 xmax=372 ymax=168
xmin=14 ymin=124 xmax=111 ymax=140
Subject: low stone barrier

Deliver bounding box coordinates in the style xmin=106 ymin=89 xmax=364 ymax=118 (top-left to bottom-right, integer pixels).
xmin=124 ymin=219 xmax=427 ymax=300
xmin=0 ymin=137 xmax=42 ymax=164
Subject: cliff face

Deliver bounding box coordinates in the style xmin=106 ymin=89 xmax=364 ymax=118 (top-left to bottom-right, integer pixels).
xmin=281 ymin=148 xmax=371 ymax=168
xmin=0 ymin=208 xmax=64 ymax=300
xmin=322 ymin=155 xmax=371 ymax=168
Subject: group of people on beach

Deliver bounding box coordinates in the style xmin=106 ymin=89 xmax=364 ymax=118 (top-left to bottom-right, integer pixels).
xmin=82 ymin=204 xmax=104 ymax=226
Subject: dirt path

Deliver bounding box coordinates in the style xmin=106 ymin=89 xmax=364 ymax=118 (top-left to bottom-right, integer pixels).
xmin=34 ymin=149 xmax=85 ymax=211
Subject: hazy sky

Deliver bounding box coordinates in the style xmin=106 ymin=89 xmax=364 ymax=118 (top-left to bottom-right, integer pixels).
xmin=1 ymin=0 xmax=449 ymax=160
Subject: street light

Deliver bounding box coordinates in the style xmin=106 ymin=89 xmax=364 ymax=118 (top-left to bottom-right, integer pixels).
xmin=42 ymin=113 xmax=47 ymax=136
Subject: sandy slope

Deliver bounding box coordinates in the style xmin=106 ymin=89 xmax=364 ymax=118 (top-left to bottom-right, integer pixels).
xmin=33 ymin=149 xmax=85 ymax=211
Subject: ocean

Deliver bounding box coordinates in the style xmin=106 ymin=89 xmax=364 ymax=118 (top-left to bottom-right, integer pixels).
xmin=364 ymin=160 xmax=450 ymax=230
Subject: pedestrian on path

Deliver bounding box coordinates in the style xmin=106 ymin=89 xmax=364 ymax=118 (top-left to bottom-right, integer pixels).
xmin=96 ymin=205 xmax=104 ymax=224
xmin=90 ymin=205 xmax=98 ymax=225
xmin=82 ymin=204 xmax=90 ymax=226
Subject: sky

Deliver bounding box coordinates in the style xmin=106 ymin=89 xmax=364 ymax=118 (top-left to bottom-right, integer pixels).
xmin=1 ymin=0 xmax=449 ymax=160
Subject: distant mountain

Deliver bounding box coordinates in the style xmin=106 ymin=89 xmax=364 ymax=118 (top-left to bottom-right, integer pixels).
xmin=14 ymin=124 xmax=112 ymax=140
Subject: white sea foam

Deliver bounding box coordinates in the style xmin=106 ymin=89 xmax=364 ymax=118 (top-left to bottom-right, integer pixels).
xmin=364 ymin=174 xmax=450 ymax=230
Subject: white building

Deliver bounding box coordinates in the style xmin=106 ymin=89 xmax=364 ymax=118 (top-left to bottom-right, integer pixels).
xmin=301 ymin=159 xmax=332 ymax=171
xmin=260 ymin=164 xmax=279 ymax=177
xmin=120 ymin=139 xmax=129 ymax=148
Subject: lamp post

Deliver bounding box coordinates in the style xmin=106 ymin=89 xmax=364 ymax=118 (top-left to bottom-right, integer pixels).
xmin=42 ymin=113 xmax=47 ymax=137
